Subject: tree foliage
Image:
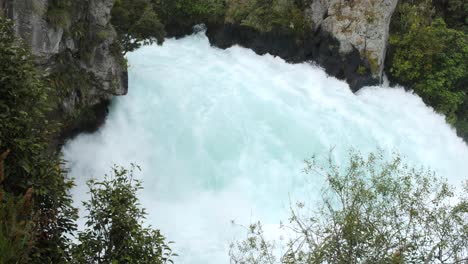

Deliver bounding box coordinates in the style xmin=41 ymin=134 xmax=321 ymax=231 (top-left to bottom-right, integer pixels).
xmin=110 ymin=0 xmax=313 ymax=52
xmin=111 ymin=0 xmax=166 ymax=53
xmin=230 ymin=151 xmax=468 ymax=263
xmin=226 ymin=0 xmax=312 ymax=34
xmin=0 ymin=16 xmax=77 ymax=263
xmin=0 ymin=150 xmax=35 ymax=264
xmin=153 ymin=0 xmax=226 ymax=27
xmin=1 ymin=18 xmax=173 ymax=262
xmin=388 ymin=1 xmax=468 ymax=140
xmin=72 ymin=165 xmax=175 ymax=264
xmin=433 ymin=0 xmax=468 ymax=32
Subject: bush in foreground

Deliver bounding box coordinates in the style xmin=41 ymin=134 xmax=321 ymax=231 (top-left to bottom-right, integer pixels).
xmin=0 ymin=16 xmax=77 ymax=263
xmin=72 ymin=165 xmax=175 ymax=264
xmin=230 ymin=151 xmax=468 ymax=263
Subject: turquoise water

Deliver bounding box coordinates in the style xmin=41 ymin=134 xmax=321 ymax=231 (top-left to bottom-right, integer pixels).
xmin=63 ymin=32 xmax=468 ymax=263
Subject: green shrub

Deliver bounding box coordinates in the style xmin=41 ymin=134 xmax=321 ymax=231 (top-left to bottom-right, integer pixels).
xmin=0 ymin=150 xmax=35 ymax=264
xmin=388 ymin=2 xmax=467 ymax=131
xmin=230 ymin=151 xmax=468 ymax=263
xmin=356 ymin=65 xmax=367 ymax=75
xmin=154 ymin=0 xmax=226 ymax=27
xmin=72 ymin=165 xmax=175 ymax=264
xmin=0 ymin=17 xmax=77 ymax=263
xmin=433 ymin=0 xmax=468 ymax=32
xmin=95 ymin=29 xmax=113 ymax=43
xmin=111 ymin=0 xmax=312 ymax=51
xmin=112 ymin=0 xmax=166 ymax=53
xmin=226 ymin=0 xmax=312 ymax=34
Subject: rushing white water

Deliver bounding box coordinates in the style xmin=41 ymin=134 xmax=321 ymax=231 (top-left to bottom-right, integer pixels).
xmin=63 ymin=32 xmax=468 ymax=263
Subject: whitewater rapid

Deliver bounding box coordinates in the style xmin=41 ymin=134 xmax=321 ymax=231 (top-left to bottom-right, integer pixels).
xmin=63 ymin=32 xmax=468 ymax=263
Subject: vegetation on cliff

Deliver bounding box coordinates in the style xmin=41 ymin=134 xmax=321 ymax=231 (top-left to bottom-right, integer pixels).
xmin=225 ymin=0 xmax=312 ymax=34
xmin=0 ymin=150 xmax=35 ymax=263
xmin=46 ymin=0 xmax=73 ymax=28
xmin=43 ymin=0 xmax=128 ymax=141
xmin=433 ymin=0 xmax=467 ymax=33
xmin=155 ymin=0 xmax=226 ymax=30
xmin=0 ymin=16 xmax=77 ymax=263
xmin=110 ymin=0 xmax=313 ymax=53
xmin=388 ymin=0 xmax=468 ymax=141
xmin=112 ymin=0 xmax=165 ymax=53
xmin=0 ymin=17 xmax=171 ymax=263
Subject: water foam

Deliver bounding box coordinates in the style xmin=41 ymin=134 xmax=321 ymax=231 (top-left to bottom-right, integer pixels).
xmin=63 ymin=32 xmax=468 ymax=263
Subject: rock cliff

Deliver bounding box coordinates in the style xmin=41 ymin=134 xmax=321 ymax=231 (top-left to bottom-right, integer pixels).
xmin=308 ymin=0 xmax=399 ymax=78
xmin=1 ymin=0 xmax=127 ymax=142
xmin=206 ymin=0 xmax=399 ymax=91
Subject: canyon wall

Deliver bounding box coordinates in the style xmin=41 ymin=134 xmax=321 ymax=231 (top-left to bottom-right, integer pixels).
xmin=1 ymin=0 xmax=127 ymax=142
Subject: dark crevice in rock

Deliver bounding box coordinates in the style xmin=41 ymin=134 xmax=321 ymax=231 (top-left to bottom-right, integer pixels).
xmin=57 ymin=99 xmax=111 ymax=148
xmin=322 ymin=9 xmax=329 ymax=21
xmin=165 ymin=23 xmax=198 ymax=39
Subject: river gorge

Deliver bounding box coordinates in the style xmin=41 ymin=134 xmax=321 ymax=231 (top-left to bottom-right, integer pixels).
xmin=63 ymin=32 xmax=468 ymax=263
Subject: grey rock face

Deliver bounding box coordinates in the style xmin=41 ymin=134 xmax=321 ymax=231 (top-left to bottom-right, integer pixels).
xmin=2 ymin=0 xmax=127 ymax=140
xmin=307 ymin=0 xmax=399 ymax=78
xmin=79 ymin=0 xmax=128 ymax=99
xmin=6 ymin=0 xmax=62 ymax=58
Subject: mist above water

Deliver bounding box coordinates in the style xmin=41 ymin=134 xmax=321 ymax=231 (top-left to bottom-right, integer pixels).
xmin=63 ymin=32 xmax=468 ymax=263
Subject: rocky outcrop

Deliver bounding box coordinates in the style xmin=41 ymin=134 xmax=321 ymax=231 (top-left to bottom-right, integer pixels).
xmin=308 ymin=0 xmax=399 ymax=78
xmin=206 ymin=0 xmax=398 ymax=92
xmin=1 ymin=0 xmax=127 ymax=142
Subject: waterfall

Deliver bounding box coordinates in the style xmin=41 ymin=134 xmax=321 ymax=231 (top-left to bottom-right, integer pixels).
xmin=63 ymin=32 xmax=468 ymax=263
